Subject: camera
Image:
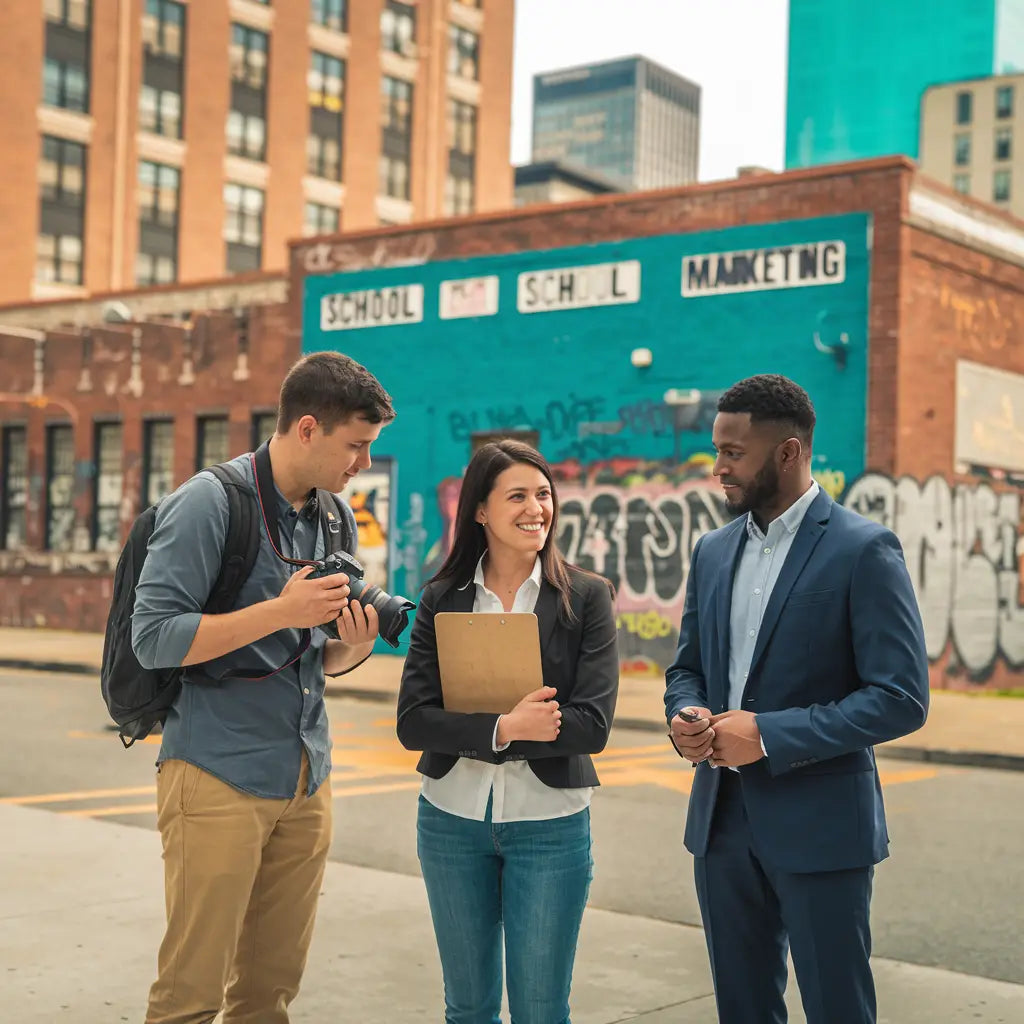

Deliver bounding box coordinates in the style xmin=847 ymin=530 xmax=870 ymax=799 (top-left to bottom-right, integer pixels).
xmin=307 ymin=550 xmax=415 ymax=648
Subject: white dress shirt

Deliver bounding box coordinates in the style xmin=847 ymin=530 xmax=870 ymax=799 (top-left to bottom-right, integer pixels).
xmin=420 ymin=554 xmax=593 ymax=822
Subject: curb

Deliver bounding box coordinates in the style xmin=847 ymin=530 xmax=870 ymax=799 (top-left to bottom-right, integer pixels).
xmin=11 ymin=663 xmax=1024 ymax=774
xmin=0 ymin=658 xmax=99 ymax=676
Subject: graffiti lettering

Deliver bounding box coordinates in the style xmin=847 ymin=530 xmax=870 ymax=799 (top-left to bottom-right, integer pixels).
xmin=844 ymin=474 xmax=1024 ymax=678
xmin=448 ymin=395 xmax=607 ymax=445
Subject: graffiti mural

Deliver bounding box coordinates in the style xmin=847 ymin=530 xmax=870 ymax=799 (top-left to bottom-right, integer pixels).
xmin=338 ymin=459 xmax=393 ymax=591
xmin=843 ymin=474 xmax=1024 ymax=680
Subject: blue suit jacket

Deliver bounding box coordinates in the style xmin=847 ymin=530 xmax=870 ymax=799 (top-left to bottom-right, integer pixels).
xmin=664 ymin=488 xmax=929 ymax=874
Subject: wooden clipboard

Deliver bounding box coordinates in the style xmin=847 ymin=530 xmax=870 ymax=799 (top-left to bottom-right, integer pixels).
xmin=434 ymin=612 xmax=544 ymax=714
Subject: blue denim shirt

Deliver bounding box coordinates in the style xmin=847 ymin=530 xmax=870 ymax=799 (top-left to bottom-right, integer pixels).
xmin=132 ymin=453 xmax=331 ymax=799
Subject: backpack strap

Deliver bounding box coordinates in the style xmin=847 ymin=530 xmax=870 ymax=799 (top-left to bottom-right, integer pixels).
xmin=317 ymin=489 xmax=358 ymax=557
xmin=205 ymin=463 xmax=260 ymax=614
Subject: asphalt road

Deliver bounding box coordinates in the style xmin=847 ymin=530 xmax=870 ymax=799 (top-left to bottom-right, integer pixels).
xmin=2 ymin=668 xmax=1023 ymax=987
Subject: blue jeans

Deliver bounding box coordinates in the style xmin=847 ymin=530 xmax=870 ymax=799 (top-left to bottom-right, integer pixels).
xmin=416 ymin=795 xmax=593 ymax=1024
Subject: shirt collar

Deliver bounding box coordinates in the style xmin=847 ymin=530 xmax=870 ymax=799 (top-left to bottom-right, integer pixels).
xmin=472 ymin=552 xmax=544 ymax=590
xmin=745 ymin=480 xmax=820 ymax=539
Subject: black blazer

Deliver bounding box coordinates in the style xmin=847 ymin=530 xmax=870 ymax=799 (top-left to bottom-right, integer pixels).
xmin=396 ymin=565 xmax=619 ymax=789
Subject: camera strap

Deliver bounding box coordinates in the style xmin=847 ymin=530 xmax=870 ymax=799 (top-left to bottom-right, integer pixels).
xmin=251 ymin=442 xmax=319 ymax=568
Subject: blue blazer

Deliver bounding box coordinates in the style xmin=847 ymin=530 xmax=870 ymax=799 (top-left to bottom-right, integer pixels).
xmin=664 ymin=488 xmax=929 ymax=874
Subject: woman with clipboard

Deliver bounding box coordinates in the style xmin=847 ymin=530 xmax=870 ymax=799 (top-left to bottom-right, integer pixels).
xmin=397 ymin=439 xmax=619 ymax=1024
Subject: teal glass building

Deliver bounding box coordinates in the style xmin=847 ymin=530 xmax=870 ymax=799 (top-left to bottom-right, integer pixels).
xmin=786 ymin=0 xmax=1024 ymax=168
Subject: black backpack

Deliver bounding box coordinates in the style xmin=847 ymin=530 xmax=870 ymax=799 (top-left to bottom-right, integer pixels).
xmin=100 ymin=458 xmax=356 ymax=748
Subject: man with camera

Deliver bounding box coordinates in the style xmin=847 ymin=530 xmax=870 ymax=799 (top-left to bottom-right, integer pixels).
xmin=132 ymin=352 xmax=396 ymax=1024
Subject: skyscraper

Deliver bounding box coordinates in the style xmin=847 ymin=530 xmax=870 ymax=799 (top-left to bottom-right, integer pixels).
xmin=786 ymin=0 xmax=1024 ymax=169
xmin=531 ymin=56 xmax=700 ymax=191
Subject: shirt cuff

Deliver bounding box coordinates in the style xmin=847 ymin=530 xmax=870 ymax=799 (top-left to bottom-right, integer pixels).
xmin=492 ymin=716 xmax=511 ymax=752
xmin=759 ymin=735 xmax=768 ymax=757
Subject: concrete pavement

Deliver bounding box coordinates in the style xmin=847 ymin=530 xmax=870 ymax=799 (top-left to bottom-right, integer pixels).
xmin=2 ymin=801 xmax=1022 ymax=1023
xmin=3 ymin=626 xmax=1024 ymax=770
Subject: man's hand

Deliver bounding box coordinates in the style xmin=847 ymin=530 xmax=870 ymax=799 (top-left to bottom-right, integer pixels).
xmin=275 ymin=566 xmax=350 ymax=628
xmin=496 ymin=686 xmax=561 ymax=744
xmin=334 ymin=600 xmax=379 ymax=646
xmin=708 ymin=710 xmax=764 ymax=767
xmin=669 ymin=707 xmax=714 ymax=765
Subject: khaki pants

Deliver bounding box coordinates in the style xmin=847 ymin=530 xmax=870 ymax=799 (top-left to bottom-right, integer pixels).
xmin=145 ymin=756 xmax=332 ymax=1024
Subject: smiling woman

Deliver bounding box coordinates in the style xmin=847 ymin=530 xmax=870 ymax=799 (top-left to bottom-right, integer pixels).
xmin=396 ymin=438 xmax=620 ymax=1024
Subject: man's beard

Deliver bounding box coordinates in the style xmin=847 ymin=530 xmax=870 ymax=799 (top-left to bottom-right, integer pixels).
xmin=724 ymin=460 xmax=780 ymax=516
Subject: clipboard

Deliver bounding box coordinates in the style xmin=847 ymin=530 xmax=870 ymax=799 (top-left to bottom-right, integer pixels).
xmin=434 ymin=612 xmax=544 ymax=714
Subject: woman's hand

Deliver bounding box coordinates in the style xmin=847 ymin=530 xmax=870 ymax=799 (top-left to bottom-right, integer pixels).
xmin=496 ymin=686 xmax=561 ymax=744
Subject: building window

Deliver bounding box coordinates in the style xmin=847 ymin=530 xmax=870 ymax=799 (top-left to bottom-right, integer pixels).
xmin=93 ymin=422 xmax=123 ymax=552
xmin=1 ymin=426 xmax=28 ymax=550
xmin=44 ymin=0 xmax=90 ymax=29
xmin=953 ymin=173 xmax=970 ymax=194
xmin=446 ymin=99 xmax=476 ymax=215
xmin=311 ymin=0 xmax=347 ymax=31
xmin=954 ymin=133 xmax=971 ymax=166
xmin=994 ymin=169 xmax=1012 ymax=202
xmin=251 ymin=411 xmax=277 ymax=448
xmin=308 ymin=52 xmax=345 ymax=180
xmin=230 ymin=24 xmax=268 ymax=90
xmin=37 ymin=136 xmax=86 ymax=285
xmin=229 ymin=24 xmax=268 ymax=162
xmin=380 ymin=76 xmax=413 ymax=199
xmin=45 ymin=424 xmax=75 ymax=552
xmin=379 ymin=154 xmax=410 ymax=200
xmin=139 ymin=84 xmax=182 ymax=138
xmin=956 ymin=91 xmax=973 ymax=125
xmin=997 ymin=85 xmax=1014 ymax=119
xmin=304 ymin=201 xmax=339 ymax=236
xmin=381 ymin=2 xmax=416 ymax=56
xmin=224 ymin=183 xmax=264 ymax=272
xmin=43 ymin=58 xmax=88 ymax=112
xmin=196 ymin=416 xmax=230 ymax=469
xmin=142 ymin=420 xmax=174 ymax=507
xmin=227 ymin=110 xmax=267 ymax=161
xmin=137 ymin=160 xmax=179 ymax=286
xmin=996 ymin=127 xmax=1012 ymax=161
xmin=142 ymin=0 xmax=184 ymax=59
xmin=140 ymin=0 xmax=184 ymax=139
xmin=307 ymin=134 xmax=341 ymax=181
xmin=448 ymin=24 xmax=479 ymax=81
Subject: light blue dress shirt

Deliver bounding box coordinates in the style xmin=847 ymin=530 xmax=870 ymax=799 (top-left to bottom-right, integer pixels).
xmin=728 ymin=480 xmax=820 ymax=711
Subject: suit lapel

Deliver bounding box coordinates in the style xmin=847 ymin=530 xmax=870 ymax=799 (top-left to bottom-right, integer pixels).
xmin=443 ymin=583 xmax=475 ymax=613
xmin=716 ymin=520 xmax=748 ymax=679
xmin=534 ymin=581 xmax=560 ymax=657
xmin=746 ymin=490 xmax=832 ymax=679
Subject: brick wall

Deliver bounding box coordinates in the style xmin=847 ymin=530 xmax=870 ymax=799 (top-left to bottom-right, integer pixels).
xmin=0 ymin=305 xmax=295 ymax=630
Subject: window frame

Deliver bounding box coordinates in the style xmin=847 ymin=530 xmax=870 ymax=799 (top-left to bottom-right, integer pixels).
xmin=1 ymin=425 xmax=28 ymax=551
xmin=44 ymin=423 xmax=76 ymax=553
xmin=92 ymin=421 xmax=123 ymax=552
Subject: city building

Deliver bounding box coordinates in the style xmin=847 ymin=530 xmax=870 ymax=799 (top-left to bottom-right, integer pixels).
xmin=920 ymin=72 xmax=1024 ymax=215
xmin=531 ymin=55 xmax=699 ymax=191
xmin=786 ymin=0 xmax=1024 ymax=169
xmin=8 ymin=156 xmax=1024 ymax=693
xmin=513 ymin=160 xmax=620 ymax=207
xmin=0 ymin=0 xmax=514 ymax=306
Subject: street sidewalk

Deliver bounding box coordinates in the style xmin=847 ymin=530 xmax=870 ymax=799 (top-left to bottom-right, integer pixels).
xmin=3 ymin=626 xmax=1024 ymax=770
xmin=2 ymin=801 xmax=1022 ymax=1023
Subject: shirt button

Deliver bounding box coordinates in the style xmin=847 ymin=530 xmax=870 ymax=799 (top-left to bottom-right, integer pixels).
xmin=754 ymin=588 xmax=761 ymax=595
xmin=764 ymin=546 xmax=772 ymax=554
xmin=303 ymin=688 xmax=310 ymax=695
xmin=748 ymin=629 xmax=756 ymax=637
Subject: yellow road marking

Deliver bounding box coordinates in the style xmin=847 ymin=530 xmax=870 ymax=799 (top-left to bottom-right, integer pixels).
xmin=1 ymin=784 xmax=156 ymax=805
xmin=64 ymin=803 xmax=157 ymax=818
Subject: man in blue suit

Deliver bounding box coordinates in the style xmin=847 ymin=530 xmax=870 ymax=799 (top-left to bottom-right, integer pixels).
xmin=664 ymin=374 xmax=929 ymax=1024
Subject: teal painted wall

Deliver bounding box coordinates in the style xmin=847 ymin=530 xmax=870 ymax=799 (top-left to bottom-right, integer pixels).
xmin=786 ymin=0 xmax=1024 ymax=168
xmin=302 ymin=214 xmax=871 ymax=670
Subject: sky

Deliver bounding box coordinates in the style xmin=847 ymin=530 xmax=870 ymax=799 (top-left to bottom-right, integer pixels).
xmin=510 ymin=0 xmax=790 ymax=183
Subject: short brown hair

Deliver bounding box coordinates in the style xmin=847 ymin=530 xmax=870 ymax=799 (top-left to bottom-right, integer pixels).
xmin=277 ymin=352 xmax=395 ymax=433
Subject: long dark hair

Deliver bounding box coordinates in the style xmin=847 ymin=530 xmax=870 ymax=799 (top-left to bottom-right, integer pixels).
xmin=427 ymin=440 xmax=584 ymax=621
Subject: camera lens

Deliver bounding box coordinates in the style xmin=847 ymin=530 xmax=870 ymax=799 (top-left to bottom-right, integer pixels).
xmin=349 ymin=579 xmax=416 ymax=648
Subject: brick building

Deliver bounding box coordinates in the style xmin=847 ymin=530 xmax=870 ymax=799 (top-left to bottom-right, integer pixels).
xmin=5 ymin=155 xmax=1024 ymax=691
xmin=0 ymin=0 xmax=513 ymax=306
